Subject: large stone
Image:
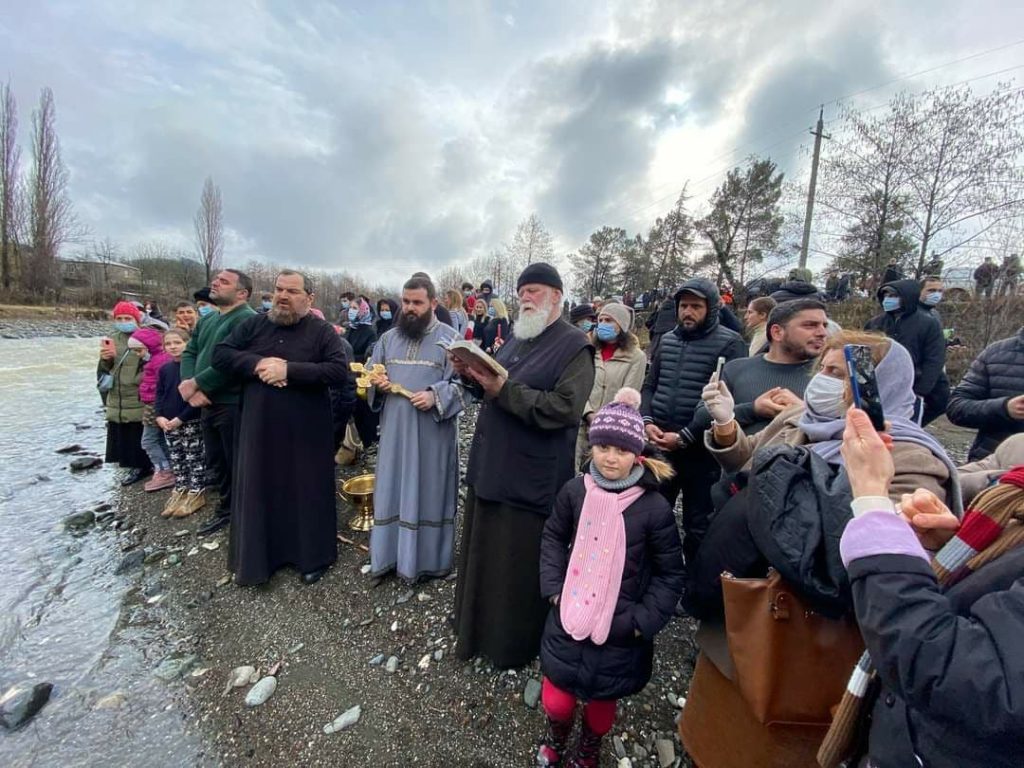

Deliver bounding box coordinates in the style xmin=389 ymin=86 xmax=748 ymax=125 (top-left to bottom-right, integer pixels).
xmin=69 ymin=456 xmax=102 ymax=472
xmin=655 ymin=739 xmax=675 ymax=768
xmin=56 ymin=444 xmax=84 ymax=454
xmin=244 ymin=676 xmax=277 ymax=707
xmin=385 ymin=656 xmax=399 ymax=674
xmin=523 ymin=678 xmax=542 ymax=709
xmin=0 ymin=682 xmax=53 ymax=730
xmin=323 ymin=704 xmax=361 ymax=734
xmin=115 ymin=550 xmax=146 ymax=575
xmin=223 ymin=665 xmax=259 ymax=695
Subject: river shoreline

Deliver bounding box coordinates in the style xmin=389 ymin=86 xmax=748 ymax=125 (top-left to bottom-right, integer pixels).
xmin=94 ymin=411 xmax=698 ymax=768
xmin=0 ymin=318 xmax=110 ymax=339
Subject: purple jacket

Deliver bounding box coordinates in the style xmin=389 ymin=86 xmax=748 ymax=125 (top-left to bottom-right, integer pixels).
xmin=131 ymin=327 xmax=171 ymax=405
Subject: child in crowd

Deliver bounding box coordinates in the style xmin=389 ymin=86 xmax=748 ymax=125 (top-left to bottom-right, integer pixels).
xmin=155 ymin=328 xmax=207 ymax=518
xmin=537 ymin=388 xmax=685 ymax=767
xmin=129 ymin=326 xmax=173 ymax=491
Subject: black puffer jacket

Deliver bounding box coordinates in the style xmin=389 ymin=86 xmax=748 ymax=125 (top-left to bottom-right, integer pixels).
xmin=346 ymin=323 xmax=378 ymax=364
xmin=947 ymin=327 xmax=1024 ymax=460
xmin=539 ymin=468 xmax=685 ymax=700
xmin=329 ymin=337 xmax=356 ymax=448
xmin=852 ymin=546 xmax=1024 ymax=767
xmin=641 ymin=278 xmax=747 ymax=443
xmin=770 ymin=280 xmax=825 ymax=303
xmin=865 ymin=279 xmax=947 ymax=399
xmin=375 ymin=298 xmax=398 ymax=337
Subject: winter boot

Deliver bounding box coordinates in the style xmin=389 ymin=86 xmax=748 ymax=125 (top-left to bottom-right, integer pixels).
xmin=536 ymin=714 xmax=574 ymax=766
xmin=568 ymin=721 xmax=604 ymax=768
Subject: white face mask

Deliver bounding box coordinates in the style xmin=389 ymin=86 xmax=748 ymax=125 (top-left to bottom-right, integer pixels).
xmin=804 ymin=373 xmax=847 ymax=418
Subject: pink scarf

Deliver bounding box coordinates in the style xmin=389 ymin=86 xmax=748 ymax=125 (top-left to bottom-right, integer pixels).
xmin=559 ymin=475 xmax=645 ymax=645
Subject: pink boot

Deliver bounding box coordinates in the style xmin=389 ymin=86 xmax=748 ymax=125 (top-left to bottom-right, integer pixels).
xmin=144 ymin=469 xmax=176 ymax=492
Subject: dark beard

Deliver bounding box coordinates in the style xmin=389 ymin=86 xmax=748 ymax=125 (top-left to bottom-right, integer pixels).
xmin=397 ymin=310 xmax=431 ymax=339
xmin=269 ymin=307 xmax=301 ymax=326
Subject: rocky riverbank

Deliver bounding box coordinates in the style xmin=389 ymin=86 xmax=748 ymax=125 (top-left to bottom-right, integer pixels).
xmin=0 ymin=318 xmax=109 ymax=339
xmin=69 ymin=408 xmax=697 ymax=768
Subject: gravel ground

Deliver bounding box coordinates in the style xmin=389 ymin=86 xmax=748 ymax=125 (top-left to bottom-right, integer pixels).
xmin=100 ymin=406 xmax=698 ymax=768
xmin=81 ymin=409 xmax=975 ymax=768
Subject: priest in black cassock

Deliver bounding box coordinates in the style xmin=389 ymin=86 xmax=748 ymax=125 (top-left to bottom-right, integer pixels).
xmin=212 ymin=269 xmax=349 ymax=586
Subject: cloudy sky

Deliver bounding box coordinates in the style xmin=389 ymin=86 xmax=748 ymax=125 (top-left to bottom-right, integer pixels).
xmin=3 ymin=0 xmax=1023 ymax=285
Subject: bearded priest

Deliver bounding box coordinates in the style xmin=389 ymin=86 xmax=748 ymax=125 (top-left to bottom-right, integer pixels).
xmin=453 ymin=262 xmax=595 ymax=668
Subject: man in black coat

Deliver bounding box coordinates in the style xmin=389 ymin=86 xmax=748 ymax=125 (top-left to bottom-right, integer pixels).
xmin=947 ymin=327 xmax=1024 ymax=460
xmin=865 ymin=278 xmax=949 ymax=426
xmin=641 ymin=278 xmax=747 ymax=564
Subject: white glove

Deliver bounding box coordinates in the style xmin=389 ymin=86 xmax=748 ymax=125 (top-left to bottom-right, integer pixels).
xmin=701 ymin=375 xmax=735 ymax=426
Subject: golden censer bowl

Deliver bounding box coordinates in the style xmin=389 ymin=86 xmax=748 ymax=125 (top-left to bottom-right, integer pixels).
xmin=339 ymin=473 xmax=376 ymax=532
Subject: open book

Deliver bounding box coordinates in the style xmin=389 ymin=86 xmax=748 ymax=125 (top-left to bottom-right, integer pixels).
xmin=437 ymin=338 xmax=509 ymax=378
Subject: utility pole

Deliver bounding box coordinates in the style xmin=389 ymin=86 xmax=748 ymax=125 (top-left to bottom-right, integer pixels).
xmin=799 ymin=105 xmax=829 ymax=270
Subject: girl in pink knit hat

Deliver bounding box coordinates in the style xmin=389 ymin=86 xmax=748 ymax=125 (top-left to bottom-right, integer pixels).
xmin=536 ymin=388 xmax=685 ymax=767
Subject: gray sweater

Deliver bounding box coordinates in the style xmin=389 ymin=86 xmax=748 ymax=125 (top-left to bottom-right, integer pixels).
xmin=692 ymin=354 xmax=816 ymax=435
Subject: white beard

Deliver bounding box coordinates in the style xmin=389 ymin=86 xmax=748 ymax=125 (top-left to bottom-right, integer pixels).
xmin=515 ymin=298 xmax=556 ymax=340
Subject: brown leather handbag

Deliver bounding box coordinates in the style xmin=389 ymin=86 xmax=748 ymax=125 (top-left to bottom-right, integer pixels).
xmin=721 ymin=569 xmax=864 ymax=726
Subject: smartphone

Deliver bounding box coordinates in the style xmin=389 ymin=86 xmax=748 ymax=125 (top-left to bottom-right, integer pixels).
xmin=844 ymin=344 xmax=885 ymax=431
xmin=714 ymin=355 xmax=726 ymax=381
xmin=101 ymin=337 xmax=114 ymax=349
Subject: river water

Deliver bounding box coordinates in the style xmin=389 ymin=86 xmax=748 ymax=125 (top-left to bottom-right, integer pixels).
xmin=0 ymin=337 xmax=201 ymax=767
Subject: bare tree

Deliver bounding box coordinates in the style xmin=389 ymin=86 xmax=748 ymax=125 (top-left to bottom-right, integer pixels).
xmin=571 ymin=226 xmax=629 ymax=299
xmin=90 ymin=236 xmax=119 ymax=288
xmin=506 ymin=213 xmax=555 ymax=269
xmin=27 ymin=87 xmax=80 ymax=294
xmin=194 ymin=176 xmax=224 ymax=284
xmin=643 ymin=186 xmax=695 ymax=291
xmin=0 ymin=81 xmax=20 ymax=291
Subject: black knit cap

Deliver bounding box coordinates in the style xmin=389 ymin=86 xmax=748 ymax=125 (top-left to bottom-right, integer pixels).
xmin=516 ymin=262 xmax=563 ymax=292
xmin=570 ymin=303 xmax=597 ymax=324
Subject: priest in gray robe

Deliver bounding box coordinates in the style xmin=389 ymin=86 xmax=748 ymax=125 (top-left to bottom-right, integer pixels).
xmin=367 ymin=275 xmax=464 ymax=582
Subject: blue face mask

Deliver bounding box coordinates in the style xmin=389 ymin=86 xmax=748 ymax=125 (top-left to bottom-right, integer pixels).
xmin=882 ymin=296 xmax=901 ymax=313
xmin=114 ymin=321 xmax=137 ymax=334
xmin=348 ymin=307 xmax=359 ymax=322
xmin=380 ymin=310 xmax=392 ymax=320
xmin=487 ymin=307 xmax=497 ymax=318
xmin=923 ymin=291 xmax=943 ymax=306
xmin=262 ymin=300 xmax=272 ymax=310
xmin=341 ymin=301 xmax=350 ymax=310
xmin=579 ymin=320 xmax=595 ymax=333
xmin=197 ymin=305 xmax=215 ymax=318
xmin=595 ymin=322 xmax=618 ymax=342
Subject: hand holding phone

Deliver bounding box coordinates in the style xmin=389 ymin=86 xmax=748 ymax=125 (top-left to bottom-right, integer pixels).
xmin=100 ymin=337 xmax=115 ymax=360
xmin=844 ymin=344 xmax=885 ymax=431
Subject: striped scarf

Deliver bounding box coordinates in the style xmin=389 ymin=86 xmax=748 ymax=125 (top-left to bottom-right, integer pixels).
xmin=818 ymin=466 xmax=1024 ymax=768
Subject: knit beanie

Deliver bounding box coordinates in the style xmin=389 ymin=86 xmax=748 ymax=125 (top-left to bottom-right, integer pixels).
xmin=589 ymin=387 xmax=645 ymax=456
xmin=599 ymin=302 xmax=632 ymax=333
xmin=112 ymin=300 xmax=142 ymax=322
xmin=570 ymin=303 xmax=597 ymax=324
xmin=516 ymin=262 xmax=563 ymax=292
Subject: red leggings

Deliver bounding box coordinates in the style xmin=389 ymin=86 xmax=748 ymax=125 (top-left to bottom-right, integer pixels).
xmin=541 ymin=677 xmax=617 ymax=735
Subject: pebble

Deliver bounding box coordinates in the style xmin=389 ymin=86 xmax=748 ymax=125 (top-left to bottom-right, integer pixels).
xmin=146 ymin=594 xmax=164 ymax=605
xmin=358 ymin=617 xmax=374 ymax=627
xmin=617 ymin=759 xmax=632 ymax=768
xmin=244 ymin=676 xmax=278 ymax=707
xmin=223 ymin=666 xmax=259 ymax=695
xmin=323 ymin=704 xmax=361 ymax=734
xmin=390 ymin=620 xmax=399 ymax=632
xmin=143 ymin=549 xmax=167 ymax=565
xmin=360 ymin=564 xmax=372 ymax=574
xmin=418 ymin=654 xmax=431 ymax=671
xmin=94 ymin=692 xmax=126 ymax=710
xmin=288 ymin=642 xmax=304 ymax=655
xmin=174 ymin=529 xmax=190 ymax=538
xmin=0 ymin=682 xmax=53 ymax=730
xmin=187 ymin=547 xmax=199 ymax=557
xmin=667 ymin=692 xmax=678 ymax=707
xmin=201 ymin=541 xmax=220 ymax=551
xmin=523 ymin=678 xmax=542 ymax=709
xmin=154 ymin=654 xmax=197 ymax=682
xmin=115 ymin=550 xmax=145 ymax=574
xmin=166 ymin=554 xmax=181 ymax=566
xmin=613 ymin=735 xmax=627 ymax=759
xmin=433 ymin=649 xmax=443 ymax=662
xmin=56 ymin=444 xmax=84 ymax=454
xmin=385 ymin=656 xmax=399 ymax=674
xmin=64 ymin=510 xmax=96 ymax=529
xmin=69 ymin=456 xmax=102 ymax=472
xmin=369 ymin=654 xmax=385 ymax=667
xmin=416 ymin=592 xmax=432 ymax=602
xmin=396 ymin=589 xmax=415 ymax=604
xmin=656 ymin=739 xmax=675 ymax=768
xmin=216 ymin=575 xmax=232 ymax=587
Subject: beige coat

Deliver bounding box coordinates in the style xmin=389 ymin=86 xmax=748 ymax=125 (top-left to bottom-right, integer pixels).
xmin=575 ymin=338 xmax=647 ymax=468
xmin=704 ymin=404 xmax=955 ymax=507
xmin=748 ymin=322 xmax=767 ymax=356
xmin=958 ymin=433 xmax=1024 ymax=504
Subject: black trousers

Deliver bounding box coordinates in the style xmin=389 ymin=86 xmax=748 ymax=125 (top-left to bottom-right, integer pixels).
xmin=202 ymin=403 xmax=239 ymax=519
xmin=659 ymin=442 xmax=721 ymax=567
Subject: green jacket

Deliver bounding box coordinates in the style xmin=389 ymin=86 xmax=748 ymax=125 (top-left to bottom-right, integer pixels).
xmin=100 ymin=330 xmax=145 ymax=423
xmin=180 ymin=303 xmax=257 ymax=404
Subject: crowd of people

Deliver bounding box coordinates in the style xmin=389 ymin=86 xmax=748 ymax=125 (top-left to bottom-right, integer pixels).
xmin=95 ymin=262 xmax=1024 ymax=767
